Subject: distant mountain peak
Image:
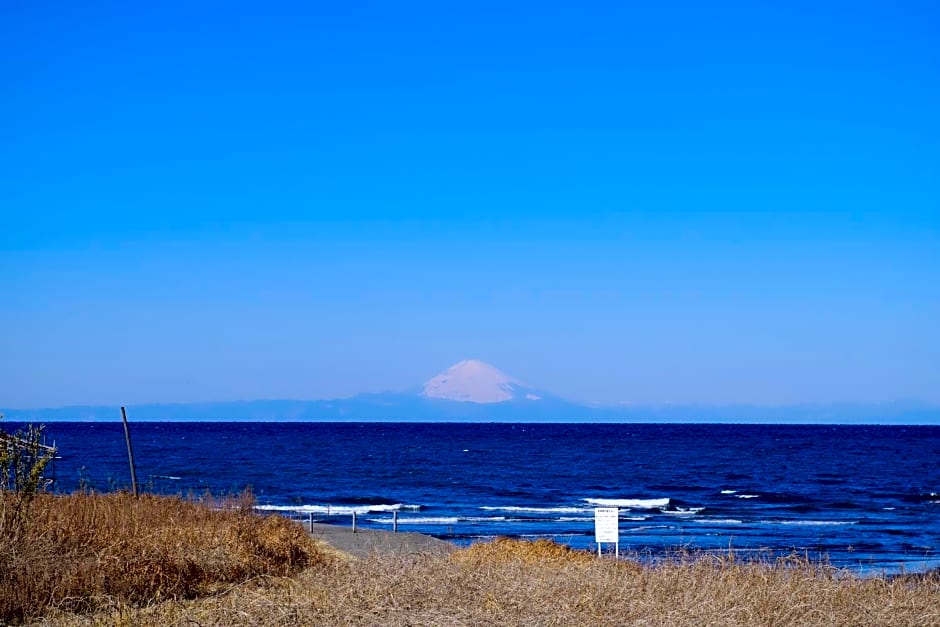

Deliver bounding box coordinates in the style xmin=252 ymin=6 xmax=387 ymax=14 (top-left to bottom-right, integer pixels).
xmin=421 ymin=359 xmax=540 ymax=404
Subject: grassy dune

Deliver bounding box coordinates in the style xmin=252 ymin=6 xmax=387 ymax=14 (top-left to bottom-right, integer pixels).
xmin=3 ymin=494 xmax=938 ymax=625
xmin=0 ymin=492 xmax=331 ymax=623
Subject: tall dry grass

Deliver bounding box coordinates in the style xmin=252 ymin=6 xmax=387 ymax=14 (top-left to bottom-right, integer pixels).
xmin=41 ymin=537 xmax=940 ymax=626
xmin=0 ymin=492 xmax=332 ymax=623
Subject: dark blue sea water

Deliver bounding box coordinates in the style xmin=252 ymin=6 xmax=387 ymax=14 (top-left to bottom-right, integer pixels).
xmin=23 ymin=422 xmax=940 ymax=574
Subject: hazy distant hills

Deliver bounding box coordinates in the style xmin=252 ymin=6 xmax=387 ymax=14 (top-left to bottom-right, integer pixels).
xmin=3 ymin=360 xmax=938 ymax=424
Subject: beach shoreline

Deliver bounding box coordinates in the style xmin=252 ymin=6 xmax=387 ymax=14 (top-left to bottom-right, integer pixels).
xmin=307 ymin=522 xmax=456 ymax=559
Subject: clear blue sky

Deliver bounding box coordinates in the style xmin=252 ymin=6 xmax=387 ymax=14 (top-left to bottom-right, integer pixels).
xmin=2 ymin=1 xmax=938 ymax=408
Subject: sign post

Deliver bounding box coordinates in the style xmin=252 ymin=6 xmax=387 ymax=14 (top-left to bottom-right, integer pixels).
xmin=594 ymin=507 xmax=619 ymax=557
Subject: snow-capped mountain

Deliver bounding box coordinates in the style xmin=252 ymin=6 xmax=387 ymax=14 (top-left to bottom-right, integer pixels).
xmin=421 ymin=359 xmax=543 ymax=404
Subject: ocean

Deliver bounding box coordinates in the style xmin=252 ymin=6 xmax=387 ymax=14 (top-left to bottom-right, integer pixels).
xmin=21 ymin=421 xmax=940 ymax=575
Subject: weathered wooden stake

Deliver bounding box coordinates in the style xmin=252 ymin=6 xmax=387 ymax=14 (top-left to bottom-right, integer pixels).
xmin=120 ymin=406 xmax=139 ymax=497
xmin=393 ymin=510 xmax=398 ymax=533
xmin=352 ymin=510 xmax=357 ymax=533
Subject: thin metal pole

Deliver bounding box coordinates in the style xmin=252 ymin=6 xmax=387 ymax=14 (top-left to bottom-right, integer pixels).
xmin=120 ymin=406 xmax=139 ymax=497
xmin=393 ymin=510 xmax=398 ymax=533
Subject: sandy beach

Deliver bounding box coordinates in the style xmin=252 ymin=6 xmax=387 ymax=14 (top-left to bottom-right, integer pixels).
xmin=307 ymin=522 xmax=456 ymax=559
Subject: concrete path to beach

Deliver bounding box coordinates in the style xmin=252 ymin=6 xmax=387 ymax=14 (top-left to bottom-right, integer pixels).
xmin=308 ymin=523 xmax=456 ymax=559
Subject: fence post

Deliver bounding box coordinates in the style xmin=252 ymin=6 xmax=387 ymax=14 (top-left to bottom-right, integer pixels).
xmin=120 ymin=406 xmax=139 ymax=498
xmin=352 ymin=510 xmax=357 ymax=533
xmin=393 ymin=510 xmax=398 ymax=533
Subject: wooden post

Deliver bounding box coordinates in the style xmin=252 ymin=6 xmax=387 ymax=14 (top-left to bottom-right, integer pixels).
xmin=308 ymin=511 xmax=313 ymax=532
xmin=120 ymin=406 xmax=139 ymax=497
xmin=393 ymin=510 xmax=398 ymax=533
xmin=352 ymin=511 xmax=357 ymax=533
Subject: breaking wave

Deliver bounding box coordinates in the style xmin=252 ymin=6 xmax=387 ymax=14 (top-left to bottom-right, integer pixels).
xmin=255 ymin=503 xmax=422 ymax=515
xmin=762 ymin=520 xmax=858 ymax=526
xmin=662 ymin=507 xmax=705 ymax=516
xmin=480 ymin=506 xmax=590 ymax=514
xmin=367 ymin=516 xmax=513 ymax=525
xmin=584 ymin=498 xmax=670 ymax=509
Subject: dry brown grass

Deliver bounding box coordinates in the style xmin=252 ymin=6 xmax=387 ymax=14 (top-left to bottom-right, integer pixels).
xmin=37 ymin=537 xmax=940 ymax=626
xmin=451 ymin=536 xmax=600 ymax=567
xmin=0 ymin=492 xmax=332 ymax=624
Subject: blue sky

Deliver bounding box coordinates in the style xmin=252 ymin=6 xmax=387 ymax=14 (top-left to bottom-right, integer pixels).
xmin=2 ymin=1 xmax=938 ymax=408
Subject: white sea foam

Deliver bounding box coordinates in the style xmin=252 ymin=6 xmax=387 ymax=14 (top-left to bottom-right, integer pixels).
xmin=694 ymin=518 xmax=743 ymax=524
xmin=721 ymin=490 xmax=737 ymax=494
xmin=369 ymin=517 xmax=461 ymax=525
xmin=369 ymin=504 xmax=420 ymax=512
xmin=763 ymin=520 xmax=858 ymax=526
xmin=662 ymin=507 xmax=705 ymax=516
xmin=736 ymin=494 xmax=760 ymax=499
xmin=546 ymin=513 xmax=649 ymax=520
xmin=255 ymin=503 xmax=421 ymax=515
xmin=369 ymin=516 xmax=508 ymax=525
xmin=480 ymin=506 xmax=590 ymax=514
xmin=255 ymin=505 xmax=364 ymax=515
xmin=584 ymin=498 xmax=670 ymax=509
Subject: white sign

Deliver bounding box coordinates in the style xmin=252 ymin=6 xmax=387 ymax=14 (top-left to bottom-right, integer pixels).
xmin=594 ymin=507 xmax=619 ymax=543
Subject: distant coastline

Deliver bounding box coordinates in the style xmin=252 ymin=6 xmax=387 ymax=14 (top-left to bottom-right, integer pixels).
xmin=7 ymin=361 xmax=939 ymax=424
xmin=4 ymin=398 xmax=939 ymax=424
